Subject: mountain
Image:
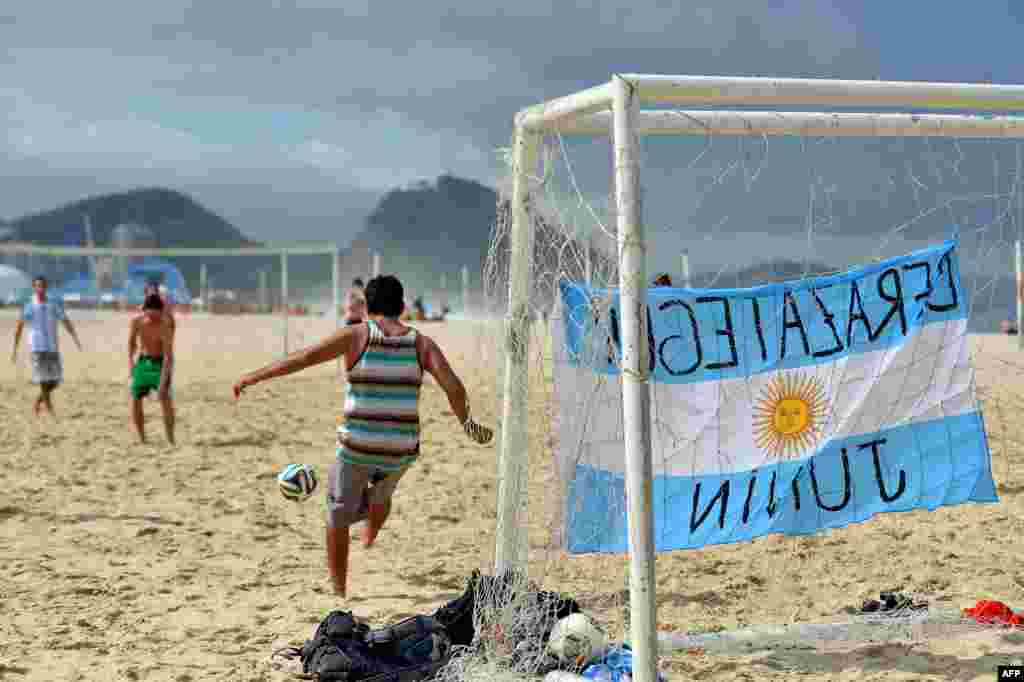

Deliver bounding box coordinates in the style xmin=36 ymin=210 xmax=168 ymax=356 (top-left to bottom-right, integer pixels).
xmin=6 ymin=179 xmax=506 ymax=306
xmin=339 ymin=175 xmax=498 ymax=298
xmin=6 ymin=181 xmax=503 ymax=305
xmin=10 ymin=187 xmax=254 ymax=248
xmin=6 ymin=188 xmax=272 ymax=296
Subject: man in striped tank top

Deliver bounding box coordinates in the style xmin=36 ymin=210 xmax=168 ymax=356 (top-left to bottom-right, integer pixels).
xmin=233 ymin=274 xmax=492 ymax=597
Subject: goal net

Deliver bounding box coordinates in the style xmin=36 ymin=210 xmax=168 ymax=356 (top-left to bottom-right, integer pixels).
xmin=446 ymin=77 xmax=1024 ymax=681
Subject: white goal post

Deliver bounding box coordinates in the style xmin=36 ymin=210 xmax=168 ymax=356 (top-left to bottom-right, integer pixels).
xmin=499 ymin=74 xmax=1024 ymax=682
xmin=0 ymin=241 xmax=341 ymax=356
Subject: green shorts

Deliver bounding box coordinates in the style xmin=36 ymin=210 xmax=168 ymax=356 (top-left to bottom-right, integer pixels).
xmin=131 ymin=355 xmax=172 ymax=400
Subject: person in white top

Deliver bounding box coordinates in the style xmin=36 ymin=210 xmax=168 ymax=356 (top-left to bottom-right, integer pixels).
xmin=11 ymin=276 xmax=83 ymax=416
xmin=343 ymin=278 xmax=367 ymax=326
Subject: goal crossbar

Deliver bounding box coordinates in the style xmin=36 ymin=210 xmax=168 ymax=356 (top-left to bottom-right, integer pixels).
xmin=517 ymin=74 xmax=1024 ymax=131
xmin=548 ymin=110 xmax=1024 ymax=138
xmin=499 ymin=73 xmax=1024 ymax=682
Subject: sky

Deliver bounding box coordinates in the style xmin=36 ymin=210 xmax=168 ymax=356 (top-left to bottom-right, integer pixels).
xmin=3 ymin=1 xmax=1024 ymax=264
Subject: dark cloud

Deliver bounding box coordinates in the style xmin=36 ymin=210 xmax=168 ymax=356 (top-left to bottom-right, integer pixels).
xmin=1 ymin=0 xmax=1021 ymax=260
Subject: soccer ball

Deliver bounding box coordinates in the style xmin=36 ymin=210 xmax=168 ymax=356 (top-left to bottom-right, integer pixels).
xmin=277 ymin=463 xmax=318 ymax=502
xmin=546 ymin=613 xmax=608 ymax=666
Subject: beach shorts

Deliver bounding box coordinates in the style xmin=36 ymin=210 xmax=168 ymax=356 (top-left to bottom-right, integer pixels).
xmin=326 ymin=459 xmax=407 ymax=528
xmin=30 ymin=352 xmax=62 ymax=386
xmin=131 ymin=355 xmax=173 ymax=400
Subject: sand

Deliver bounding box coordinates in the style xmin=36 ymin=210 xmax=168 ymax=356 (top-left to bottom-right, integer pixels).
xmin=1 ymin=311 xmax=1024 ymax=681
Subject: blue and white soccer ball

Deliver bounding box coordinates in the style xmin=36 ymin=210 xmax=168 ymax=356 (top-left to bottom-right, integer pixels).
xmin=277 ymin=463 xmax=318 ymax=502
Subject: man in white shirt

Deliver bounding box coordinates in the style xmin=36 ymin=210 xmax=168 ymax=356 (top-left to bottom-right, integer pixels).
xmin=343 ymin=277 xmax=367 ymax=326
xmin=11 ymin=276 xmax=83 ymax=416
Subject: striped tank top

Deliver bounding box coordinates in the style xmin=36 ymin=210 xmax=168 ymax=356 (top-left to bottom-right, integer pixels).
xmin=336 ymin=320 xmax=423 ymax=471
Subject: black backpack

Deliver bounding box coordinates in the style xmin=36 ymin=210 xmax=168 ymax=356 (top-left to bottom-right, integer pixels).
xmin=301 ymin=611 xmax=371 ymax=680
xmin=365 ymin=615 xmax=450 ymax=664
xmin=301 ymin=610 xmax=451 ymax=682
xmin=431 ymin=572 xmax=481 ymax=648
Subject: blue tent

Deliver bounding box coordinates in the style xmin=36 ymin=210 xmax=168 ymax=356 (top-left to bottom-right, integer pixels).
xmin=124 ymin=258 xmax=192 ymax=304
xmin=54 ymin=258 xmax=192 ymax=304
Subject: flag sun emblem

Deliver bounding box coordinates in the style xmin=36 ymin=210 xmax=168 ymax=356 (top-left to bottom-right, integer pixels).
xmin=753 ymin=372 xmax=829 ymax=460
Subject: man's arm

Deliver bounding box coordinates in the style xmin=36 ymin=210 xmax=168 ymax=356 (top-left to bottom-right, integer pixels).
xmin=61 ymin=318 xmax=83 ymax=350
xmin=418 ymin=335 xmax=493 ymax=444
xmin=235 ymin=326 xmax=355 ymax=394
xmin=128 ymin=319 xmax=138 ymax=371
xmin=158 ymin=319 xmax=174 ymax=396
xmin=419 ymin=335 xmax=469 ymax=423
xmin=12 ymin=320 xmax=23 ymax=362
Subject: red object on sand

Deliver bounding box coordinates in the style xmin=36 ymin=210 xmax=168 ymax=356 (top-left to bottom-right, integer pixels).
xmin=962 ymin=600 xmax=1024 ymax=626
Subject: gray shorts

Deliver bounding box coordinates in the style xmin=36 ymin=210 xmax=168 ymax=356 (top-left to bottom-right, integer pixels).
xmin=31 ymin=352 xmax=63 ymax=386
xmin=325 ymin=459 xmax=407 ymax=528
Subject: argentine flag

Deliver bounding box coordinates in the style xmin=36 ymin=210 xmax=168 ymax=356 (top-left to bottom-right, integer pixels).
xmin=551 ymin=240 xmax=997 ymax=553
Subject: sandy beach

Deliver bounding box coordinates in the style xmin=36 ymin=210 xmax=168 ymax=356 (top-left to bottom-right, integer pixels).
xmin=2 ymin=311 xmax=1024 ymax=681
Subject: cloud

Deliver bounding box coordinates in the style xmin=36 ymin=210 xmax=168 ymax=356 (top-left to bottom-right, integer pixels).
xmin=283 ymin=109 xmax=492 ymax=191
xmin=4 ymin=91 xmax=234 ymax=169
xmin=0 ymin=0 xmax=1021 ymax=253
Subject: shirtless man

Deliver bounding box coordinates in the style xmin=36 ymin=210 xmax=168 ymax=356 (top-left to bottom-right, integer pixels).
xmin=343 ymin=278 xmax=367 ymax=326
xmin=129 ymin=293 xmax=176 ymax=444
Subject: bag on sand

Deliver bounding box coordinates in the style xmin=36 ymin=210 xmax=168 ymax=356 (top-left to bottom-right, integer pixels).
xmin=431 ymin=572 xmax=480 ymax=648
xmin=300 ymin=611 xmax=371 ymax=680
xmin=364 ymin=615 xmax=450 ymax=664
xmin=301 ymin=610 xmax=451 ymax=681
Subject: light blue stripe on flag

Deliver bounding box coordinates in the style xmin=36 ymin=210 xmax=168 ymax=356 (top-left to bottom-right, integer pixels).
xmin=564 ymin=411 xmax=997 ymax=553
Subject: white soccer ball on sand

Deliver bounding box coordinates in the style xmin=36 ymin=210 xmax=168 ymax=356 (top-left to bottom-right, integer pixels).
xmin=277 ymin=463 xmax=318 ymax=502
xmin=546 ymin=612 xmax=608 ymax=665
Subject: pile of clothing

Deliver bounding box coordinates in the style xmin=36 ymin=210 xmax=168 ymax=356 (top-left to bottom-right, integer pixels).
xmin=579 ymin=646 xmax=667 ymax=681
xmin=962 ymin=600 xmax=1024 ymax=627
xmin=287 ymin=569 xmax=585 ymax=681
xmin=858 ymin=590 xmax=928 ymax=615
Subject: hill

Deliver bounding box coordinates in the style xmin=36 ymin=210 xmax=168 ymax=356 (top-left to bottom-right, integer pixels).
xmin=8 ymin=180 xmax=504 ymax=305
xmin=6 ymin=188 xmax=278 ymax=296
xmin=339 ymin=175 xmax=498 ymax=298
xmin=9 ymin=187 xmax=253 ymax=248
